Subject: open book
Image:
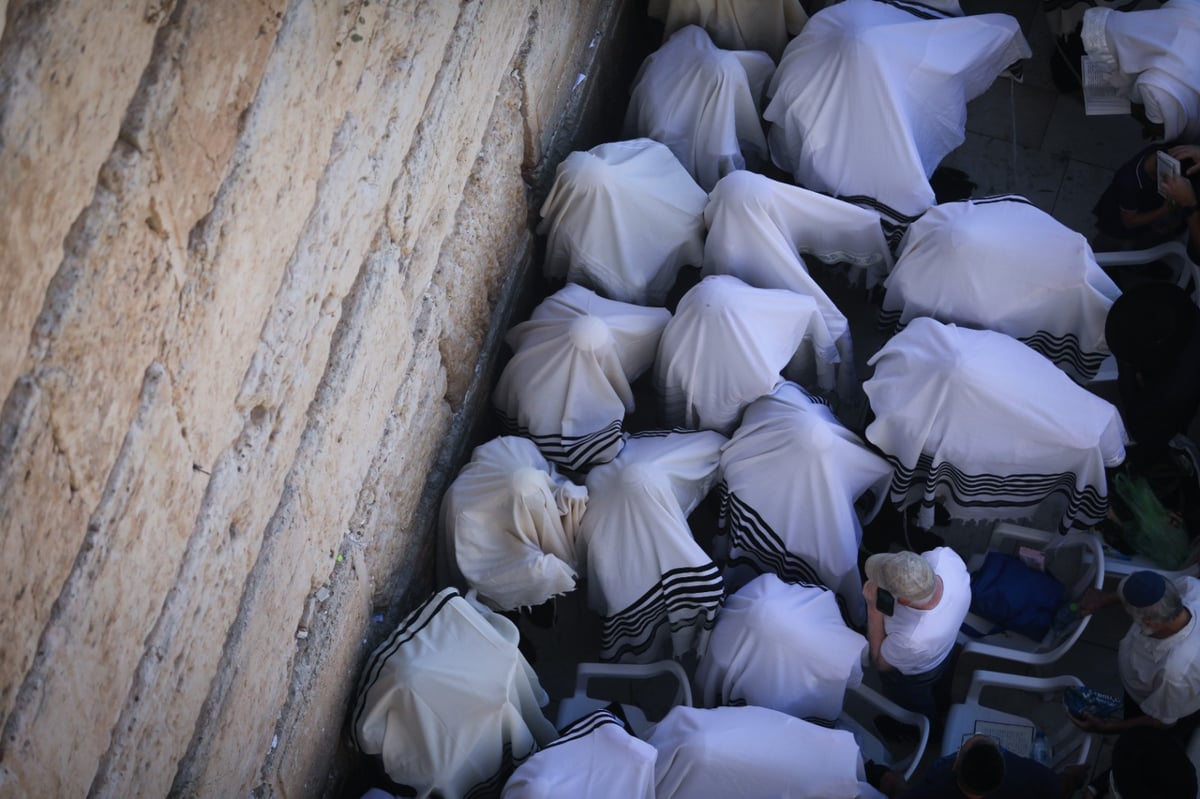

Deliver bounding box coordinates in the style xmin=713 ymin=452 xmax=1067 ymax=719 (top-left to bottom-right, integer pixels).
xmin=1082 ymin=55 xmax=1131 ymax=116
xmin=961 ymin=720 xmax=1035 ymax=758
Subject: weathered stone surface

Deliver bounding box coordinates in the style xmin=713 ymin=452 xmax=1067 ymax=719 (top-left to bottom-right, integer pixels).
xmin=0 ymin=0 xmax=636 ymax=796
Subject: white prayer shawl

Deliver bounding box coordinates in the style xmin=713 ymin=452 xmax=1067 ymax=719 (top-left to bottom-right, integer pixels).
xmin=351 ymin=588 xmax=558 ymax=799
xmin=880 ymin=196 xmax=1121 ymax=382
xmin=695 ymin=574 xmax=868 ymax=722
xmin=579 ymin=429 xmax=727 ymax=663
xmin=647 ymin=0 xmax=809 ymax=61
xmin=501 ymin=710 xmax=657 ymax=799
xmin=718 ymin=383 xmax=893 ymax=625
xmin=538 ymin=139 xmax=707 ymax=305
xmin=624 ymin=26 xmax=775 ymax=191
xmin=705 ymin=169 xmax=896 ymax=293
xmin=654 ymin=275 xmax=841 ymax=434
xmin=646 ymin=706 xmax=887 ymax=799
xmin=1083 ymin=0 xmax=1200 ymax=141
xmin=493 ymin=284 xmax=671 ymax=470
xmin=764 ymin=0 xmax=1030 ymax=232
xmin=439 ymin=437 xmax=587 ymax=612
xmin=864 ymin=318 xmax=1128 ymax=533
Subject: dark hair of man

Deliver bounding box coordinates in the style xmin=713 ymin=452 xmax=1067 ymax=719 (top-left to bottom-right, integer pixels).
xmin=1111 ymin=727 xmax=1198 ymax=798
xmin=954 ymin=737 xmax=1005 ymax=795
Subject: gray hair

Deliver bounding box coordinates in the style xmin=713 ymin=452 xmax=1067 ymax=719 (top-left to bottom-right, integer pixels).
xmin=1122 ymin=577 xmax=1184 ymax=625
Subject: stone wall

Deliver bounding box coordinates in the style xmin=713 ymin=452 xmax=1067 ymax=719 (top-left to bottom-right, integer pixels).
xmin=0 ymin=0 xmax=644 ymax=795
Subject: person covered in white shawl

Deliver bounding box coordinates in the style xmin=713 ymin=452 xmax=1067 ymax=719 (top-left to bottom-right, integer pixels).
xmin=764 ymin=0 xmax=1030 ymax=233
xmin=579 ymin=429 xmax=726 ymax=663
xmin=439 ymin=436 xmax=587 ymax=612
xmin=538 ymin=138 xmax=707 ymax=306
xmin=1082 ymin=0 xmax=1200 ymax=141
xmin=493 ymin=284 xmax=671 ymax=470
xmin=717 ymin=382 xmax=893 ymax=625
xmin=646 ymin=0 xmax=809 ymax=61
xmin=654 ymin=275 xmax=842 ymax=434
xmin=695 ymin=573 xmax=868 ymax=724
xmin=879 ymin=195 xmax=1121 ymax=382
xmin=501 ymin=709 xmax=657 ymax=799
xmin=646 ymin=705 xmax=888 ymax=799
xmin=624 ymin=25 xmax=774 ymax=191
xmin=703 ymin=169 xmax=891 ymax=398
xmin=351 ymin=588 xmax=558 ymax=799
xmin=864 ymin=318 xmax=1128 ymax=534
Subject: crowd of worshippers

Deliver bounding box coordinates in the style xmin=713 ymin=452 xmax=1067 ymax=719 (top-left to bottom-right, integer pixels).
xmin=347 ymin=0 xmax=1200 ymax=797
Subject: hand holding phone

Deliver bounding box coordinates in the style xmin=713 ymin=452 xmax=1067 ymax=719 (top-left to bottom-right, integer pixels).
xmin=876 ymin=588 xmax=895 ymax=616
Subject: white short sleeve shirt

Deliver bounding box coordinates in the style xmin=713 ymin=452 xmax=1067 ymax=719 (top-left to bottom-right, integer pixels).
xmin=1118 ymin=576 xmax=1200 ymax=725
xmin=880 ymin=547 xmax=972 ymax=675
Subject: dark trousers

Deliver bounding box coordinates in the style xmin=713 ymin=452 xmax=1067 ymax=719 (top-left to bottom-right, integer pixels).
xmin=879 ymin=645 xmax=959 ymax=729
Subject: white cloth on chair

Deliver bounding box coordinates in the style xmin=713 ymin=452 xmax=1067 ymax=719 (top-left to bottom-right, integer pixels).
xmin=864 ymin=318 xmax=1128 ymax=533
xmin=579 ymin=429 xmax=727 ymax=663
xmin=646 ymin=705 xmax=887 ymax=799
xmin=654 ymin=275 xmax=842 ymax=434
xmin=880 ymin=196 xmax=1121 ymax=382
xmin=764 ymin=0 xmax=1030 ymax=231
xmin=647 ymin=0 xmax=809 ymax=60
xmin=351 ymin=588 xmax=557 ymax=798
xmin=705 ymin=169 xmax=895 ymax=292
xmin=1083 ymin=0 xmax=1200 ymax=141
xmin=439 ymin=437 xmax=587 ymax=612
xmin=718 ymin=383 xmax=893 ymax=625
xmin=501 ymin=709 xmax=657 ymax=799
xmin=624 ymin=26 xmax=775 ymax=191
xmin=538 ymin=138 xmax=707 ymax=305
xmin=695 ymin=574 xmax=868 ymax=722
xmin=493 ymin=284 xmax=671 ymax=470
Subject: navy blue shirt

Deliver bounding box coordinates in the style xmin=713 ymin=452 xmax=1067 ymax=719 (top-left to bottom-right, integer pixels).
xmin=900 ymin=749 xmax=1060 ymax=799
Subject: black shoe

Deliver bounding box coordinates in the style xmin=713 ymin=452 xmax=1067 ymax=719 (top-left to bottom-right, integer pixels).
xmin=874 ymin=714 xmax=920 ymax=745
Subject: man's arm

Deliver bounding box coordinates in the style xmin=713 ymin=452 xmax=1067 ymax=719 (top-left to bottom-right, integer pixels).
xmin=863 ymin=579 xmax=893 ymax=672
xmin=1162 ymin=175 xmax=1200 ymax=243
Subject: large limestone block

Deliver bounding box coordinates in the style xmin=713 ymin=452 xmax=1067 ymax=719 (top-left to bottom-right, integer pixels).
xmin=0 ymin=1 xmax=165 ymax=398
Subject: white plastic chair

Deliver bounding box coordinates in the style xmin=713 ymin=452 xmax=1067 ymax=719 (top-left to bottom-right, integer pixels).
xmin=1094 ymin=238 xmax=1200 ymax=304
xmin=942 ymin=670 xmax=1093 ymax=769
xmin=554 ymin=660 xmax=693 ymax=737
xmin=958 ymin=523 xmax=1104 ymax=667
xmin=836 ymin=683 xmax=930 ymax=781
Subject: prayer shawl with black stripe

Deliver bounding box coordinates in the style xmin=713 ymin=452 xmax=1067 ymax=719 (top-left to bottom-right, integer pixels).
xmin=695 ymin=574 xmax=868 ymax=724
xmin=717 ymin=382 xmax=893 ymax=625
xmin=864 ymin=318 xmax=1127 ymax=533
xmin=501 ymin=710 xmax=656 ymax=799
xmin=655 ymin=275 xmax=841 ymax=434
xmin=624 ymin=26 xmax=775 ymax=192
xmin=493 ymin=284 xmax=670 ymax=470
xmin=439 ymin=437 xmax=587 ymax=612
xmin=350 ymin=588 xmax=557 ymax=799
xmin=579 ymin=429 xmax=726 ymax=663
xmin=879 ymin=196 xmax=1120 ymax=382
xmin=764 ymin=0 xmax=1030 ymax=230
xmin=646 ymin=705 xmax=887 ymax=799
xmin=538 ymin=138 xmax=707 ymax=305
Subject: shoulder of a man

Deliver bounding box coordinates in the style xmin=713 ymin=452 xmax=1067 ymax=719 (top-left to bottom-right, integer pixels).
xmin=1001 ymin=749 xmax=1060 ymax=797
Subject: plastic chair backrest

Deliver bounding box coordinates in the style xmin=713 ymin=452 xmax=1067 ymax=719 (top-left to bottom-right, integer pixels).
xmin=1094 ymin=239 xmax=1199 ymax=304
xmin=554 ymin=660 xmax=693 ymax=736
xmin=836 ymin=683 xmax=930 ymax=781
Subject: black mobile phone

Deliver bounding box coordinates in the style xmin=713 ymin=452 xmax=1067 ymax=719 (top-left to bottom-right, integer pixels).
xmin=876 ymin=588 xmax=895 ymax=616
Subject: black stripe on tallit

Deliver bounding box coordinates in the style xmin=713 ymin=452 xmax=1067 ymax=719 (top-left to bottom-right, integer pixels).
xmin=886 ymin=452 xmax=1109 ymax=533
xmin=463 ymin=741 xmax=524 ymax=799
xmin=871 ymin=0 xmax=955 ymax=20
xmin=1018 ymin=331 xmax=1107 ymax=381
xmin=600 ymin=563 xmax=723 ymax=662
xmin=496 ymin=412 xmax=624 ymax=471
xmin=724 ymin=489 xmax=827 ymax=588
xmin=548 ymin=709 xmax=626 ymax=747
xmin=350 ymin=588 xmax=461 ymax=751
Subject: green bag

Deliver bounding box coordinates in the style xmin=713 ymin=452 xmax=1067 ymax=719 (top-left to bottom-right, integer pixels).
xmin=1113 ymin=473 xmax=1190 ymax=570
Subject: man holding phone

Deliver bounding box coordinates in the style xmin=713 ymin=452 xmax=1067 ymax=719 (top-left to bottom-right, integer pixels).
xmin=863 ymin=548 xmax=971 ymax=729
